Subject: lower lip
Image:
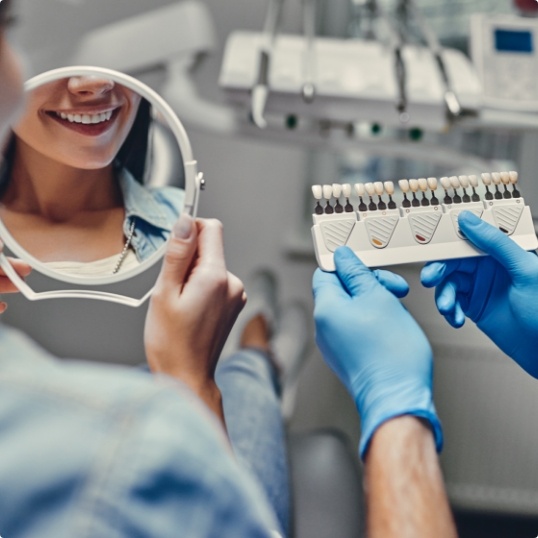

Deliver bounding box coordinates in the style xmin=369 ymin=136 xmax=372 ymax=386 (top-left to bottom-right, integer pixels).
xmin=46 ymin=109 xmax=120 ymax=137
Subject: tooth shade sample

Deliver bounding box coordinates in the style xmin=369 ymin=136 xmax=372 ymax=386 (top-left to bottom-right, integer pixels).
xmin=354 ymin=183 xmax=366 ymax=196
xmin=365 ymin=182 xmax=376 ymax=196
xmin=312 ymin=185 xmax=322 ymax=200
xmin=440 ymin=176 xmax=451 ymax=190
xmin=427 ymin=177 xmax=438 ymax=190
xmin=500 ymin=172 xmax=510 ymax=185
xmin=322 ymin=184 xmax=333 ymax=200
xmin=458 ymin=175 xmax=470 ymax=188
xmin=384 ymin=181 xmax=395 ymax=195
xmin=509 ymin=171 xmax=519 ymax=184
xmin=469 ymin=175 xmax=479 ymax=187
xmin=374 ymin=181 xmax=384 ymax=196
xmin=332 ymin=183 xmax=342 ymax=198
xmin=449 ymin=176 xmax=460 ymax=188
xmin=409 ymin=179 xmax=419 ymax=192
xmin=342 ymin=183 xmax=352 ymax=197
xmin=418 ymin=178 xmax=428 ymax=192
xmin=398 ymin=179 xmax=410 ymax=192
xmin=481 ymin=173 xmax=492 ymax=185
xmin=491 ymin=172 xmax=501 ymax=185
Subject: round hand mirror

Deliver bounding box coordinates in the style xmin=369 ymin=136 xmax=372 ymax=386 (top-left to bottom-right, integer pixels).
xmin=0 ymin=66 xmax=203 ymax=307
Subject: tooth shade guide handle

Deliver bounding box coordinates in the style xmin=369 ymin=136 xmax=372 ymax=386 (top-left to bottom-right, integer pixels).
xmin=458 ymin=175 xmax=471 ymax=203
xmin=481 ymin=173 xmax=494 ymax=200
xmin=342 ymin=183 xmax=354 ymax=212
xmin=491 ymin=173 xmax=503 ymax=200
xmin=509 ymin=171 xmax=521 ymax=198
xmin=354 ymin=183 xmax=368 ymax=212
xmin=331 ymin=183 xmax=344 ymax=213
xmin=398 ymin=179 xmax=411 ymax=208
xmin=384 ymin=181 xmax=397 ymax=209
xmin=322 ymin=184 xmax=334 ymax=214
xmin=499 ymin=172 xmax=512 ymax=199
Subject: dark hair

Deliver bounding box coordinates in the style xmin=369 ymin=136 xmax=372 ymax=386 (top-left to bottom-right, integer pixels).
xmin=0 ymin=0 xmax=14 ymax=28
xmin=114 ymin=97 xmax=151 ymax=184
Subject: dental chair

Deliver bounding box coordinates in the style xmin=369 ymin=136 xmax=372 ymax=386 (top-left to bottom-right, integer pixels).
xmin=288 ymin=429 xmax=365 ymax=538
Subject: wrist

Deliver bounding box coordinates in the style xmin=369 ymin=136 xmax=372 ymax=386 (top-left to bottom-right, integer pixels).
xmin=355 ymin=384 xmax=443 ymax=460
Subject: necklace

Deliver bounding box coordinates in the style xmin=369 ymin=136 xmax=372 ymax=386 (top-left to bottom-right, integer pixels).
xmin=112 ymin=220 xmax=136 ymax=274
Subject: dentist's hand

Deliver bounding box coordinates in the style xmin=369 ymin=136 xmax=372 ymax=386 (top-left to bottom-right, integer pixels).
xmin=144 ymin=213 xmax=246 ymax=421
xmin=421 ymin=211 xmax=538 ymax=377
xmin=313 ymin=247 xmax=442 ymax=459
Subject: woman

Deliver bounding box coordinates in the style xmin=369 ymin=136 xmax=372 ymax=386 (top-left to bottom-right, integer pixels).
xmin=0 ymin=74 xmax=183 ymax=276
xmin=0 ymin=2 xmax=302 ymax=535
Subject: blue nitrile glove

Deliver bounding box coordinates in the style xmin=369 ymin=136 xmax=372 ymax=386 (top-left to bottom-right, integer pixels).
xmin=312 ymin=246 xmax=443 ymax=459
xmin=421 ymin=210 xmax=538 ymax=378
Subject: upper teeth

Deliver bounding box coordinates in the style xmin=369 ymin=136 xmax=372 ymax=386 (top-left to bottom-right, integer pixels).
xmin=57 ymin=110 xmax=113 ymax=124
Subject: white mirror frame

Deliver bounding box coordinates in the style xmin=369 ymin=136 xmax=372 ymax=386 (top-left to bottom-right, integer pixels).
xmin=0 ymin=65 xmax=202 ymax=307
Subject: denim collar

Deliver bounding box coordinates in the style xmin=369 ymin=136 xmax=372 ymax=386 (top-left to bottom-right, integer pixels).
xmin=119 ymin=169 xmax=173 ymax=232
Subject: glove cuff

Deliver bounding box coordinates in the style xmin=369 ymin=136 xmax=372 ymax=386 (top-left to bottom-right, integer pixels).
xmin=357 ymin=392 xmax=443 ymax=460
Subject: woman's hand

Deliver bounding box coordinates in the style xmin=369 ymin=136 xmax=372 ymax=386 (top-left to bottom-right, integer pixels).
xmin=144 ymin=213 xmax=246 ymax=423
xmin=0 ymin=240 xmax=32 ymax=313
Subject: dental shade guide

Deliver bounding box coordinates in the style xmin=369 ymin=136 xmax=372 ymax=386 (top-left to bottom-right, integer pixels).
xmin=311 ymin=171 xmax=538 ymax=270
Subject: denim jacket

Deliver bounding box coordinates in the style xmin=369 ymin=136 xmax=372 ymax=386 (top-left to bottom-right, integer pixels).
xmin=0 ymin=325 xmax=280 ymax=538
xmin=119 ymin=169 xmax=184 ymax=262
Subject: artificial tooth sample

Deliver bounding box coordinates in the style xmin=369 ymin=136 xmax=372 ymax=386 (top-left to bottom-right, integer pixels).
xmin=500 ymin=172 xmax=511 ymax=199
xmin=312 ymin=185 xmax=324 ymax=215
xmin=458 ymin=175 xmax=471 ymax=203
xmin=427 ymin=177 xmax=439 ymax=205
xmin=332 ymin=183 xmax=344 ymax=213
xmin=469 ymin=175 xmax=480 ymax=202
xmin=323 ymin=184 xmax=334 ymax=214
xmin=491 ymin=172 xmax=503 ymax=200
xmin=408 ymin=179 xmax=421 ymax=207
xmin=481 ymin=173 xmax=493 ymax=200
xmin=365 ymin=182 xmax=377 ymax=211
xmin=509 ymin=171 xmax=520 ymax=198
xmin=342 ymin=183 xmax=353 ymax=212
xmin=399 ymin=179 xmax=411 ymax=208
xmin=440 ymin=176 xmax=452 ymax=204
xmin=374 ymin=181 xmax=387 ymax=210
xmin=418 ymin=178 xmax=429 ymax=206
xmin=354 ymin=183 xmax=368 ymax=212
xmin=450 ymin=176 xmax=462 ymax=204
xmin=384 ymin=181 xmax=397 ymax=209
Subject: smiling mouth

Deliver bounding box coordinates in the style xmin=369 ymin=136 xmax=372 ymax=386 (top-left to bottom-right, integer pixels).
xmin=46 ymin=108 xmax=121 ymax=136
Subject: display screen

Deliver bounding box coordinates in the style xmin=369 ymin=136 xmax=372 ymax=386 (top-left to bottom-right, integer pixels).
xmin=494 ymin=29 xmax=533 ymax=53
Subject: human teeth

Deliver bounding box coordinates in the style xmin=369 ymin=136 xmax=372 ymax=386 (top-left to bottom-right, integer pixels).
xmin=57 ymin=110 xmax=113 ymax=124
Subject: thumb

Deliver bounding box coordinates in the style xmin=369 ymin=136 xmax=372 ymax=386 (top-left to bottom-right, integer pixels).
xmin=334 ymin=246 xmax=380 ymax=297
xmin=458 ymin=211 xmax=535 ymax=282
xmin=156 ymin=213 xmax=198 ymax=291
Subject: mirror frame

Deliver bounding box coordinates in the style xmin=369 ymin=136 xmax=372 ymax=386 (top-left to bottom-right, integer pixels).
xmin=0 ymin=65 xmax=202 ymax=307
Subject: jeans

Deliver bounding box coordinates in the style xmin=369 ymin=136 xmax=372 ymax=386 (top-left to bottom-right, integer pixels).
xmin=216 ymin=348 xmax=290 ymax=536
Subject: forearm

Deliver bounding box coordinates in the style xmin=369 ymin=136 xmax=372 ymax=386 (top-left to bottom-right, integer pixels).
xmin=364 ymin=416 xmax=457 ymax=538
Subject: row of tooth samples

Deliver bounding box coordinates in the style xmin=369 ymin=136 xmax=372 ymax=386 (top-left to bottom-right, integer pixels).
xmin=311 ymin=172 xmax=520 ymax=214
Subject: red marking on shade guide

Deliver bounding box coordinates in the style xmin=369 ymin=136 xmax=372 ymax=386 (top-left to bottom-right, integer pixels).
xmin=416 ymin=234 xmax=426 ymax=242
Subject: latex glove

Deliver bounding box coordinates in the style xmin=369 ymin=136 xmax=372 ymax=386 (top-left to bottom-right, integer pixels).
xmin=0 ymin=240 xmax=32 ymax=314
xmin=313 ymin=246 xmax=442 ymax=459
xmin=421 ymin=210 xmax=538 ymax=377
xmin=144 ymin=213 xmax=246 ymax=419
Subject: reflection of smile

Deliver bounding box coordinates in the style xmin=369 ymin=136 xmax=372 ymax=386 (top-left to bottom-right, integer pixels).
xmin=45 ymin=107 xmax=121 ymax=137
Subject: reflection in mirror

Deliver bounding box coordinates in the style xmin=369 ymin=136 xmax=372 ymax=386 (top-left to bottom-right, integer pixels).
xmin=0 ymin=75 xmax=185 ymax=279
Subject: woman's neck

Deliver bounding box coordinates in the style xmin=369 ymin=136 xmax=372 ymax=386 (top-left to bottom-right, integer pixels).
xmin=2 ymin=139 xmax=123 ymax=221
